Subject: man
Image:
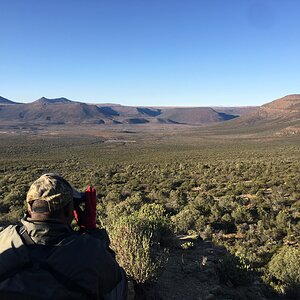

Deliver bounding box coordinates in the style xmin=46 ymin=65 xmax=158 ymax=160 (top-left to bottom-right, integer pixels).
xmin=0 ymin=173 xmax=127 ymax=300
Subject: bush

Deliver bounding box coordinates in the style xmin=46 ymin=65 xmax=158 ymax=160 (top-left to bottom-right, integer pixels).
xmin=107 ymin=203 xmax=170 ymax=283
xmin=267 ymin=246 xmax=300 ymax=295
xmin=171 ymin=207 xmax=200 ymax=233
xmin=134 ymin=203 xmax=172 ymax=242
xmin=108 ymin=215 xmax=166 ymax=283
xmin=219 ymin=253 xmax=254 ymax=286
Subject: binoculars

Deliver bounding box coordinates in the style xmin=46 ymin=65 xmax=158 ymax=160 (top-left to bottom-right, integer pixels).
xmin=73 ymin=191 xmax=86 ymax=205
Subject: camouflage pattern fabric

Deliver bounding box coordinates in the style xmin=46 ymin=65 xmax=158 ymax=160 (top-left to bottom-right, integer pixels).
xmin=26 ymin=174 xmax=73 ymax=212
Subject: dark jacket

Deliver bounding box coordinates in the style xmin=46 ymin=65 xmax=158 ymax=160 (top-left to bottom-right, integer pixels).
xmin=0 ymin=217 xmax=127 ymax=300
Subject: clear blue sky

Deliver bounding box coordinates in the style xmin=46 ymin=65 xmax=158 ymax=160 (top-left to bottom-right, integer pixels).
xmin=0 ymin=0 xmax=299 ymax=106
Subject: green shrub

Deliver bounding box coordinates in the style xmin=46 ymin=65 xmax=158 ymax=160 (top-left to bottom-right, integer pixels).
xmin=267 ymin=246 xmax=300 ymax=294
xmin=108 ymin=215 xmax=166 ymax=283
xmin=134 ymin=203 xmax=172 ymax=241
xmin=105 ymin=192 xmax=144 ymax=223
xmin=171 ymin=207 xmax=200 ymax=233
xmin=106 ymin=203 xmax=170 ymax=283
xmin=219 ymin=253 xmax=254 ymax=286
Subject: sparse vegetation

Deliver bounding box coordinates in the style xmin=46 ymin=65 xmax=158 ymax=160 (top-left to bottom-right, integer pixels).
xmin=1 ymin=133 xmax=300 ymax=298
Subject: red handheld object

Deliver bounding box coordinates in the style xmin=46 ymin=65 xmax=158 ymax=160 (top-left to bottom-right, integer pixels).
xmin=74 ymin=186 xmax=97 ymax=230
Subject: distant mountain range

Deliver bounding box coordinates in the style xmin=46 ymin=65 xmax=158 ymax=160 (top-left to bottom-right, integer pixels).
xmin=0 ymin=96 xmax=256 ymax=126
xmin=1 ymin=95 xmax=300 ymax=135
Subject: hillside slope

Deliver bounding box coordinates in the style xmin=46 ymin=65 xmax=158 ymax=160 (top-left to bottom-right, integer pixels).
xmin=241 ymin=94 xmax=300 ymax=122
xmin=263 ymin=94 xmax=300 ymax=110
xmin=221 ymin=94 xmax=300 ymax=136
xmin=213 ymin=106 xmax=258 ymax=117
xmin=160 ymin=107 xmax=237 ymax=124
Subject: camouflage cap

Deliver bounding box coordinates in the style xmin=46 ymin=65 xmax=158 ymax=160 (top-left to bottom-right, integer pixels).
xmin=26 ymin=173 xmax=74 ymax=212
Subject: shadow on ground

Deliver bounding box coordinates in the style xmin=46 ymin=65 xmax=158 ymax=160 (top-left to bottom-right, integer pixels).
xmin=133 ymin=235 xmax=296 ymax=300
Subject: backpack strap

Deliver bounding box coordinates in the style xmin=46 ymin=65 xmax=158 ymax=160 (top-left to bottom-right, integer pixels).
xmin=18 ymin=225 xmax=35 ymax=245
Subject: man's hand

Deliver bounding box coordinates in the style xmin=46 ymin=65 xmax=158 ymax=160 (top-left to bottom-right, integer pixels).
xmin=73 ymin=186 xmax=97 ymax=230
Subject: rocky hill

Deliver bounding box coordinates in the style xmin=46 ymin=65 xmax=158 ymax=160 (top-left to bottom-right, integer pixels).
xmin=224 ymin=94 xmax=300 ymax=136
xmin=0 ymin=97 xmax=108 ymax=124
xmin=238 ymin=94 xmax=300 ymax=122
xmin=263 ymin=94 xmax=300 ymax=110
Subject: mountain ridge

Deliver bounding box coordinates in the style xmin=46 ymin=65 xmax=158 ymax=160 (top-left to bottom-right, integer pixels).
xmin=0 ymin=96 xmax=19 ymax=105
xmin=2 ymin=94 xmax=300 ymax=133
xmin=0 ymin=96 xmax=248 ymax=126
xmin=33 ymin=97 xmax=76 ymax=105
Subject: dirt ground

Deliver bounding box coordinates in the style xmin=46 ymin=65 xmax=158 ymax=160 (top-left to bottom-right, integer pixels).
xmin=133 ymin=235 xmax=279 ymax=300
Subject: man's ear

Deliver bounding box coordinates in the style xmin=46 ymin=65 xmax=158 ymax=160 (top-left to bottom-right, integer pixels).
xmin=27 ymin=206 xmax=32 ymax=216
xmin=26 ymin=200 xmax=34 ymax=216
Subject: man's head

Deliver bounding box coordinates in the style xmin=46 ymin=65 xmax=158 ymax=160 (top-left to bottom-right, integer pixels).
xmin=26 ymin=173 xmax=75 ymax=224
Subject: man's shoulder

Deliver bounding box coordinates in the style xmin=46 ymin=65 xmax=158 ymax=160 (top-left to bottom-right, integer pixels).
xmin=0 ymin=224 xmax=19 ymax=236
xmin=80 ymin=228 xmax=110 ymax=243
xmin=64 ymin=228 xmax=110 ymax=252
xmin=0 ymin=224 xmax=25 ymax=254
